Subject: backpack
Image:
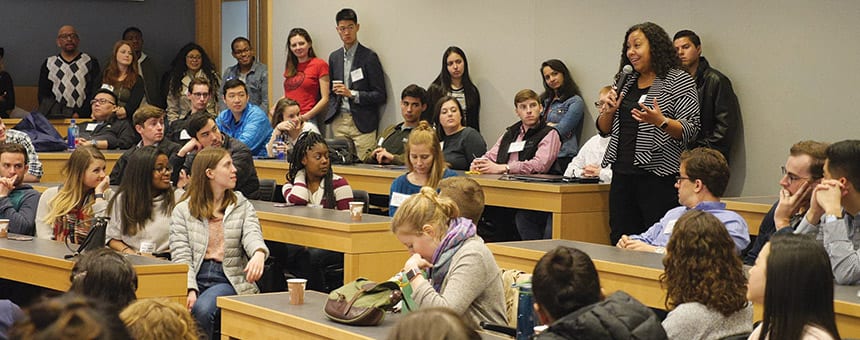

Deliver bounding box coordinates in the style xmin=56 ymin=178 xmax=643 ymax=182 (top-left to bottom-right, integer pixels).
xmin=326 ymin=137 xmax=359 ymax=165
xmin=13 ymin=112 xmax=68 ymax=151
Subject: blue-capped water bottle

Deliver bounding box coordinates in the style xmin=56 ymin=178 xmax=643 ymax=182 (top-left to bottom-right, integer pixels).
xmin=516 ymin=282 xmax=537 ymax=340
xmin=275 ymin=135 xmax=286 ymax=160
xmin=67 ymin=119 xmax=79 ymax=150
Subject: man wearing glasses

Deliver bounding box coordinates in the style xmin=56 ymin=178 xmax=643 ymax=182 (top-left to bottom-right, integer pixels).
xmin=38 ymin=25 xmax=100 ymax=118
xmin=222 ymin=37 xmax=267 ymax=111
xmin=617 ymin=147 xmax=749 ymax=254
xmin=325 ymin=8 xmax=387 ymax=160
xmin=742 ymin=140 xmax=829 ymax=264
xmin=167 ymin=77 xmax=212 ymax=144
xmin=75 ymin=88 xmax=137 ymax=150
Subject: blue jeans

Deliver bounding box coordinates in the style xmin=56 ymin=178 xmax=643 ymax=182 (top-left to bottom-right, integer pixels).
xmin=193 ymin=260 xmax=236 ymax=340
xmin=515 ymin=210 xmax=552 ymax=240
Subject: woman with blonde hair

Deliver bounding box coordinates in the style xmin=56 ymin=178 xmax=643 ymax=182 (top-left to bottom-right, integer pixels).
xmin=35 ymin=145 xmax=111 ymax=242
xmin=392 ymin=187 xmax=506 ymax=327
xmin=388 ymin=121 xmax=456 ymax=216
xmin=101 ymin=40 xmax=145 ymax=120
xmin=121 ymin=298 xmax=199 ymax=340
xmin=169 ymin=147 xmax=268 ymax=340
xmin=660 ymin=210 xmax=751 ymax=339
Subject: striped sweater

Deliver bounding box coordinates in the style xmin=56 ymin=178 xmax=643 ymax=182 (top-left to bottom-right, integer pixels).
xmin=282 ymin=169 xmax=353 ymax=210
xmin=600 ymin=68 xmax=700 ymax=176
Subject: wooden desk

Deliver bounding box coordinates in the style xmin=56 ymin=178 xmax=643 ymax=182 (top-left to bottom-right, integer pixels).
xmin=0 ymin=237 xmax=187 ymax=304
xmin=218 ymin=291 xmax=508 ymax=340
xmin=724 ymin=196 xmax=776 ymax=236
xmin=38 ymin=150 xmax=123 ymax=183
xmin=253 ymin=201 xmax=408 ymax=283
xmin=254 ymin=161 xmax=612 ymax=244
xmin=4 ymin=118 xmax=93 ymax=138
xmin=487 ymin=239 xmax=860 ymax=338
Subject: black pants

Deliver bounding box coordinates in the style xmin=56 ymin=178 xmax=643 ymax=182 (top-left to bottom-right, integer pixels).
xmin=608 ymin=172 xmax=678 ymax=244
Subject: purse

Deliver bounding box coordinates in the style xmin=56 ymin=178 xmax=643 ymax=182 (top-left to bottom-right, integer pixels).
xmin=323 ymin=278 xmax=404 ymax=326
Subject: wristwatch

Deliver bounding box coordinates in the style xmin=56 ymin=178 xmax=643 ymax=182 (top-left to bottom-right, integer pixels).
xmin=659 ymin=118 xmax=670 ymax=130
xmin=404 ymin=268 xmax=421 ymax=282
xmin=94 ymin=193 xmax=105 ymax=199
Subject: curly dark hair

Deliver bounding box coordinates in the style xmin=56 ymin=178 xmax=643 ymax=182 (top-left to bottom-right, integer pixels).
xmin=167 ymin=43 xmax=220 ymax=97
xmin=287 ymin=132 xmax=336 ymax=209
xmin=619 ymin=22 xmax=679 ymax=78
xmin=660 ymin=210 xmax=747 ymax=316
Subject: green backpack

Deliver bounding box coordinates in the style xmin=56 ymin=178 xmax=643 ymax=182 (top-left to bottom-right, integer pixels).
xmin=324 ymin=277 xmax=406 ymax=326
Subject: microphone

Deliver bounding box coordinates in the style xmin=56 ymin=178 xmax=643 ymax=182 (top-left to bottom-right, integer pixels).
xmin=614 ymin=65 xmax=634 ymax=95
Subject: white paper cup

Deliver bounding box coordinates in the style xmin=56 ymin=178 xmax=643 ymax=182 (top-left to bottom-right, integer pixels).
xmin=349 ymin=202 xmax=364 ymax=221
xmin=287 ymin=278 xmax=307 ymax=305
xmin=0 ymin=219 xmax=8 ymax=238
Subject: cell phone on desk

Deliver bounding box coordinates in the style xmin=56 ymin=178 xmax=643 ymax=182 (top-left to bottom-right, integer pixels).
xmin=8 ymin=235 xmax=33 ymax=241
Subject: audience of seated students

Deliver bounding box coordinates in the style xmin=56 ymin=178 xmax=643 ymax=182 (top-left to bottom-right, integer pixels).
xmin=660 ymin=210 xmax=751 ymax=339
xmin=425 ymin=46 xmax=481 ymax=131
xmin=387 ymin=307 xmax=481 ymax=340
xmin=100 ymin=40 xmax=145 ymax=121
xmin=743 ymin=140 xmax=828 ymax=264
xmin=796 ymin=139 xmax=860 ymax=285
xmin=35 ymin=145 xmax=111 ymax=242
xmin=106 ymin=146 xmax=178 ymax=256
xmin=120 ymin=298 xmax=199 ymax=340
xmin=8 ymin=294 xmax=132 ymax=340
xmin=172 ymin=112 xmax=260 ymax=199
xmin=0 ymin=47 xmax=14 ymax=118
xmin=39 ymin=25 xmax=100 ymax=118
xmin=266 ymin=97 xmax=319 ymax=159
xmin=564 ymin=133 xmax=612 ymax=182
xmin=393 ymin=186 xmax=507 ymax=326
xmin=280 ymin=132 xmax=353 ymax=292
xmin=165 ymin=43 xmax=219 ymax=124
xmin=122 ymin=27 xmax=164 ymax=109
xmin=0 ymin=143 xmax=41 ymax=236
xmin=223 ymin=37 xmax=267 ymax=110
xmin=365 ymin=84 xmax=426 ymax=165
xmin=435 ymin=96 xmax=486 ymax=171
xmin=617 ymin=147 xmax=749 ymax=253
xmin=110 ymin=105 xmax=181 ymax=185
xmin=283 ymin=28 xmax=329 ymax=127
xmin=68 ymin=248 xmax=138 ymax=313
xmin=169 ymin=147 xmax=268 ymax=340
xmin=539 ymin=59 xmax=584 ymax=168
xmin=389 ymin=121 xmax=457 ymax=216
xmin=166 ymin=77 xmax=213 ymax=144
xmin=531 ymin=246 xmax=666 ymax=339
xmin=0 ymin=120 xmax=43 ymax=183
xmin=0 ymin=299 xmax=21 ymax=339
xmin=597 ymin=22 xmax=700 ymax=245
xmin=471 ymin=89 xmax=560 ymax=240
xmin=76 ymin=88 xmax=138 ymax=150
xmin=747 ymin=233 xmax=841 ymax=340
xmin=673 ymin=30 xmax=740 ymax=160
xmin=216 ymin=79 xmax=272 ymax=157
xmin=326 ymin=8 xmax=387 ymax=160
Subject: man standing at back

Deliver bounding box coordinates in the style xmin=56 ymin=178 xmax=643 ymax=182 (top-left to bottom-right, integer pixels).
xmin=673 ymin=30 xmax=740 ymax=160
xmin=326 ymin=8 xmax=387 ymax=160
xmin=122 ymin=27 xmax=163 ymax=109
xmin=39 ymin=25 xmax=100 ymax=118
xmin=223 ymin=37 xmax=268 ymax=111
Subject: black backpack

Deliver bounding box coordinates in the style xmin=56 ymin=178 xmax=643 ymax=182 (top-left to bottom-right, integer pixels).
xmin=13 ymin=112 xmax=68 ymax=151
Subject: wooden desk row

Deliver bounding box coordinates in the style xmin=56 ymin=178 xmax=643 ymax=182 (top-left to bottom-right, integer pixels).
xmin=0 ymin=237 xmax=187 ymax=304
xmin=38 ymin=150 xmax=123 ymax=183
xmin=488 ymin=239 xmax=860 ymax=338
xmin=5 ymin=118 xmax=92 ymax=138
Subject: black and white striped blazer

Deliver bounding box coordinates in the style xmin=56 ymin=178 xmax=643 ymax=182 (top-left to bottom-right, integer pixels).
xmin=600 ymin=68 xmax=700 ymax=177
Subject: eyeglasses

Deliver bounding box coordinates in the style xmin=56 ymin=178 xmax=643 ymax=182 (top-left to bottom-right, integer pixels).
xmin=58 ymin=33 xmax=79 ymax=40
xmin=233 ymin=48 xmax=251 ymax=55
xmin=153 ymin=166 xmax=173 ymax=174
xmin=90 ymin=98 xmax=115 ymax=106
xmin=781 ymin=166 xmax=809 ymax=185
xmin=337 ymin=25 xmax=356 ymax=33
xmin=675 ymin=175 xmax=692 ymax=183
xmin=190 ymin=92 xmax=210 ymax=98
xmin=186 ymin=55 xmax=202 ymax=60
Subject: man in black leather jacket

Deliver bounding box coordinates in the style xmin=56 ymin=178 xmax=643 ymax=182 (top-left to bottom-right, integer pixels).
xmin=673 ymin=30 xmax=740 ymax=161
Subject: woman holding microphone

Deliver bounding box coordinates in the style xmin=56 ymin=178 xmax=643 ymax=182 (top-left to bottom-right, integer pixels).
xmin=596 ymin=22 xmax=700 ymax=245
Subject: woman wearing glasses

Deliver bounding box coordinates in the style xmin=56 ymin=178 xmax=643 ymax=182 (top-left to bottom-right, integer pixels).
xmin=101 ymin=40 xmax=145 ymax=122
xmin=106 ymin=146 xmax=180 ymax=256
xmin=282 ymin=28 xmax=330 ymax=127
xmin=165 ymin=43 xmax=219 ymax=124
xmin=596 ymin=22 xmax=700 ymax=245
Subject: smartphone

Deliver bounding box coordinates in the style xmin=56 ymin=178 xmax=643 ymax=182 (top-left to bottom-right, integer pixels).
xmin=8 ymin=235 xmax=33 ymax=241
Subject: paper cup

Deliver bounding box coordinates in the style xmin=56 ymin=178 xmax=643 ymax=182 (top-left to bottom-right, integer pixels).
xmin=0 ymin=219 xmax=8 ymax=238
xmin=287 ymin=278 xmax=307 ymax=305
xmin=349 ymin=202 xmax=364 ymax=221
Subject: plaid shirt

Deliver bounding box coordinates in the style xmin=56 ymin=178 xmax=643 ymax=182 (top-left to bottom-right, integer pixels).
xmin=5 ymin=129 xmax=43 ymax=179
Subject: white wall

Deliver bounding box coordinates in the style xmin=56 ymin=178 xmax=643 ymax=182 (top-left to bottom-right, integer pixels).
xmin=221 ymin=0 xmax=249 ymax=71
xmin=270 ymin=0 xmax=860 ymax=197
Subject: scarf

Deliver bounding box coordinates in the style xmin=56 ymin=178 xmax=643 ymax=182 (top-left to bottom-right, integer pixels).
xmin=429 ymin=217 xmax=477 ymax=292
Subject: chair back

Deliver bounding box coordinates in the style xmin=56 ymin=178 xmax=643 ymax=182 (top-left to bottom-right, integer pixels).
xmin=258 ymin=179 xmax=277 ymax=202
xmin=352 ymin=189 xmax=370 ymax=213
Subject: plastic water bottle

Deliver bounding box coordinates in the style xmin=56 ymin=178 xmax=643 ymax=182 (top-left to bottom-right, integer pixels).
xmin=67 ymin=119 xmax=78 ymax=150
xmin=516 ymin=283 xmax=537 ymax=340
xmin=275 ymin=135 xmax=286 ymax=160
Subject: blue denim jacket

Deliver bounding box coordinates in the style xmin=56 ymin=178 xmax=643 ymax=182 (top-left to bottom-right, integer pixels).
xmin=543 ymin=94 xmax=584 ymax=158
xmin=223 ymin=60 xmax=268 ymax=110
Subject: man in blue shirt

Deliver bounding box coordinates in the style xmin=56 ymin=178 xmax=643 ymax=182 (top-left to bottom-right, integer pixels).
xmin=216 ymin=78 xmax=272 ymax=157
xmin=617 ymin=147 xmax=749 ymax=254
xmin=222 ymin=37 xmax=267 ymax=110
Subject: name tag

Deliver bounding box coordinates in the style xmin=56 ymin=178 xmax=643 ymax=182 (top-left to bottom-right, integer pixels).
xmin=389 ymin=192 xmax=410 ymax=207
xmin=179 ymin=129 xmax=191 ymax=140
xmin=663 ymin=219 xmax=677 ymax=235
xmin=439 ymin=141 xmax=445 ymax=150
xmin=139 ymin=241 xmax=156 ymax=253
xmin=350 ymin=68 xmax=364 ymax=82
xmin=86 ymin=123 xmax=98 ymax=132
xmin=638 ymin=95 xmax=648 ymax=104
xmin=507 ymin=141 xmax=525 ymax=153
